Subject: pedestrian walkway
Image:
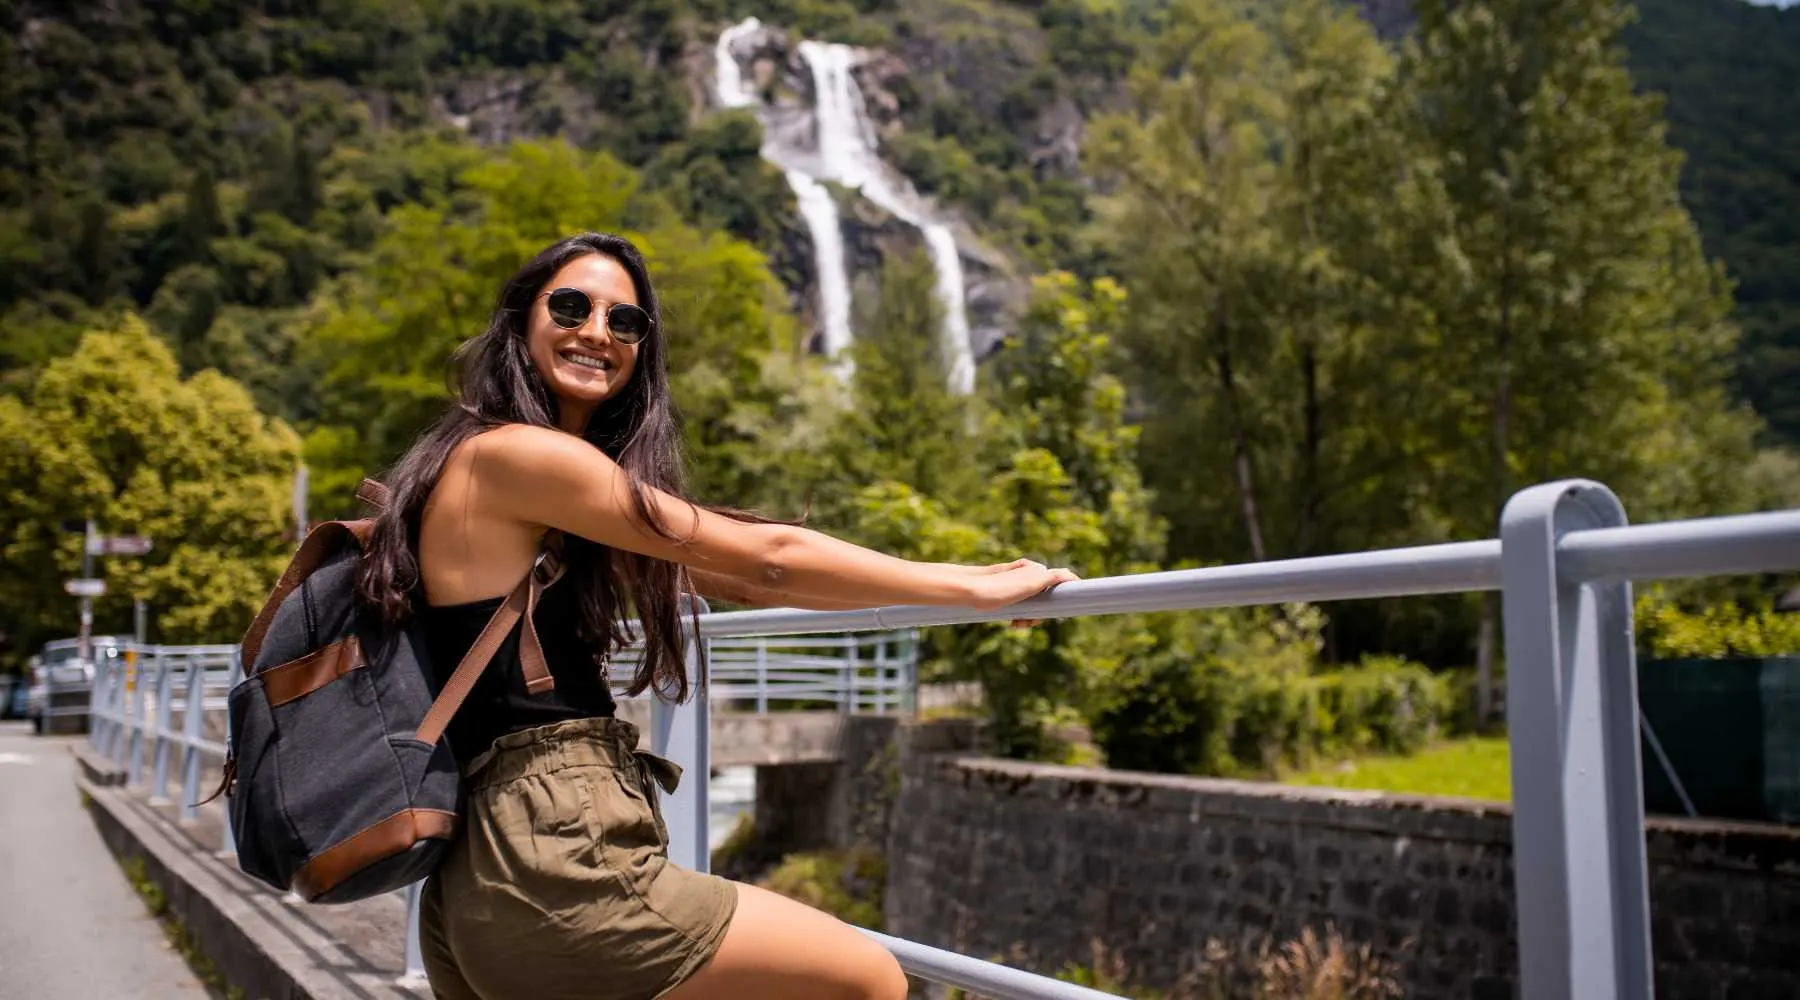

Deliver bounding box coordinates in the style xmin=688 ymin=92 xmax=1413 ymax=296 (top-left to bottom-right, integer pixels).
xmin=0 ymin=721 xmax=215 ymax=999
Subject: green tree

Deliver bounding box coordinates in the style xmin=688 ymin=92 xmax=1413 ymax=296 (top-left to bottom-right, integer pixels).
xmin=1395 ymin=0 xmax=1763 ymax=719
xmin=0 ymin=315 xmax=300 ymax=668
xmin=847 ymin=272 xmax=1167 ymax=757
xmin=1086 ymin=0 xmax=1285 ymax=564
xmin=823 ymin=247 xmax=981 ymax=516
xmin=304 ymin=139 xmax=811 ymax=518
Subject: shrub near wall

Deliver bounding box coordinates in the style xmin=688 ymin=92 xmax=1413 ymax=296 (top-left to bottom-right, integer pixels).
xmin=1090 ymin=651 xmax=1450 ymax=777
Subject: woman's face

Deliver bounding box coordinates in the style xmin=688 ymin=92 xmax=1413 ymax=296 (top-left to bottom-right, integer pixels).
xmin=525 ymin=253 xmax=643 ymax=432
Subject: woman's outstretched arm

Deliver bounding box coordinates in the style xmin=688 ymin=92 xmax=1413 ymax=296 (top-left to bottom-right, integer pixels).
xmin=467 ymin=425 xmax=1075 ymax=611
xmin=685 ymin=568 xmax=874 ymax=611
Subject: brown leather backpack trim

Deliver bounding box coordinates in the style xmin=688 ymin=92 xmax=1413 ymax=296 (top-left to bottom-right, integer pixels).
xmin=240 ymin=520 xmax=370 ymax=671
xmin=262 ymin=635 xmax=365 ymax=707
xmin=291 ymin=808 xmax=457 ymax=901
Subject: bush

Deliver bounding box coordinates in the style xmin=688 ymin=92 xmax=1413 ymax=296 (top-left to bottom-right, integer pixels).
xmin=1636 ymin=590 xmax=1800 ymax=659
xmin=1313 ymin=656 xmax=1446 ymax=758
xmin=757 ymin=849 xmax=886 ymax=930
xmin=1083 ymin=608 xmax=1449 ymax=777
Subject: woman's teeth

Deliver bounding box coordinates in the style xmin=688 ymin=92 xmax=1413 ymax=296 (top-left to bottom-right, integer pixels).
xmin=563 ymin=352 xmax=612 ymax=372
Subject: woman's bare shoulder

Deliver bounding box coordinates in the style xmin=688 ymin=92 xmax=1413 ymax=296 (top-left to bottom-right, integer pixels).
xmin=455 ymin=423 xmax=600 ymax=475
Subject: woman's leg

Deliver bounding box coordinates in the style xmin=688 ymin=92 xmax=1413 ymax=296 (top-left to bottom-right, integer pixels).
xmin=663 ymin=882 xmax=908 ymax=1000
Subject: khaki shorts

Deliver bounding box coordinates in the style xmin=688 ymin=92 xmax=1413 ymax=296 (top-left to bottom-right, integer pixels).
xmin=419 ymin=717 xmax=738 ymax=1000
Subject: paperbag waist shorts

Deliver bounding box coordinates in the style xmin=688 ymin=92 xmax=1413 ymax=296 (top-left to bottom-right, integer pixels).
xmin=419 ymin=716 xmax=738 ymax=1000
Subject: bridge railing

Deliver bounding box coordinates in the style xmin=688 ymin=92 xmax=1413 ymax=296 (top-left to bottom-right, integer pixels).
xmin=647 ymin=479 xmax=1800 ymax=1000
xmin=617 ymin=630 xmax=920 ymax=713
xmin=77 ymin=479 xmax=1800 ymax=1000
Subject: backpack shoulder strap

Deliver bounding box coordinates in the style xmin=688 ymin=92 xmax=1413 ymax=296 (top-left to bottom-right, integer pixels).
xmin=356 ymin=478 xmax=391 ymax=510
xmin=414 ymin=546 xmax=564 ymax=746
xmin=241 ymin=520 xmax=371 ymax=671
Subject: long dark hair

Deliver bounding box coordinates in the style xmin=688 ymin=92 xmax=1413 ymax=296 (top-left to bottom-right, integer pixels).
xmin=357 ymin=232 xmax=723 ymax=703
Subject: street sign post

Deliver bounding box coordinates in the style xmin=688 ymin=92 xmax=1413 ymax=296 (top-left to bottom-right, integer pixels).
xmin=63 ymin=520 xmax=153 ymax=661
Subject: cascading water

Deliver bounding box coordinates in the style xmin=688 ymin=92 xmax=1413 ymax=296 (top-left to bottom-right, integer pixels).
xmin=714 ymin=20 xmax=853 ymax=362
xmin=715 ymin=18 xmax=976 ymax=395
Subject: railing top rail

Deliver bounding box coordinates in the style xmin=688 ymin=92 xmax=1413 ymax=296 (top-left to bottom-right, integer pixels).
xmin=1558 ymin=508 xmax=1800 ymax=583
xmin=695 ymin=508 xmax=1800 ymax=639
xmin=702 ymin=538 xmax=1502 ymax=637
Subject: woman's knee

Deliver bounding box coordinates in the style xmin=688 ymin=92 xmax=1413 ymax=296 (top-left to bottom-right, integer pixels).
xmin=669 ymin=882 xmax=909 ymax=1000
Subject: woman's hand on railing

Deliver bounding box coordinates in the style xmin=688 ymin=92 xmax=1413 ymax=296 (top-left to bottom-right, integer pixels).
xmin=959 ymin=559 xmax=1079 ymax=614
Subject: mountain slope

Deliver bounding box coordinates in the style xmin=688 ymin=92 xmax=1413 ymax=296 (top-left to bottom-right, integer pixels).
xmin=1622 ymin=0 xmax=1800 ymax=446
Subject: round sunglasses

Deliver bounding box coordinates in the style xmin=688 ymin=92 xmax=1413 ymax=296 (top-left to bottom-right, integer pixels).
xmin=542 ymin=287 xmax=653 ymax=345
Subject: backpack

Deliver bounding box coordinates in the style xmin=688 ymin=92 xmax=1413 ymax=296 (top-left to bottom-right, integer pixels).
xmin=219 ymin=478 xmax=563 ymax=903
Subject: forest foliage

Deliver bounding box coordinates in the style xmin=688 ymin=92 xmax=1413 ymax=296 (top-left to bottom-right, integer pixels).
xmin=2 ymin=0 xmax=1796 ymax=771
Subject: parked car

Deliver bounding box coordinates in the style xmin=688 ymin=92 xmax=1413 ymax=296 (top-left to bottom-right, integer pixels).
xmin=24 ymin=636 xmax=127 ymax=735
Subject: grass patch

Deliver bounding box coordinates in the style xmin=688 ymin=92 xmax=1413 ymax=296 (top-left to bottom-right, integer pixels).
xmin=1278 ymin=737 xmax=1512 ymax=802
xmin=119 ymin=854 xmax=237 ymax=999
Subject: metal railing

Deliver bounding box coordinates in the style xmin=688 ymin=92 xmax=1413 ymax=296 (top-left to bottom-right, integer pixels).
xmin=656 ymin=480 xmax=1800 ymax=1000
xmin=616 ymin=631 xmax=919 ymax=713
xmin=28 ymin=636 xmax=133 ymax=726
xmin=77 ymin=479 xmax=1800 ymax=1000
xmin=87 ymin=643 xmax=243 ymax=850
xmin=79 ymin=628 xmax=920 ymax=973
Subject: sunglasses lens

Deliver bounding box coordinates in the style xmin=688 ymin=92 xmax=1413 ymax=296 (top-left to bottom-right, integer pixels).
xmin=607 ymin=303 xmax=652 ymax=344
xmin=546 ymin=288 xmax=591 ymax=329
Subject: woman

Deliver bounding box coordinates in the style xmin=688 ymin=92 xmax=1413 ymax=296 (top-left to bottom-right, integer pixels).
xmin=357 ymin=232 xmax=1076 ymax=1000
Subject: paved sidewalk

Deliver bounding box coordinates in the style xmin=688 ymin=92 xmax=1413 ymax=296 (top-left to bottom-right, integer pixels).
xmin=0 ymin=721 xmax=215 ymax=999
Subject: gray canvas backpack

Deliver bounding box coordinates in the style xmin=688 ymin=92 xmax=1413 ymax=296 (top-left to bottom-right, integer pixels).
xmin=218 ymin=479 xmax=562 ymax=902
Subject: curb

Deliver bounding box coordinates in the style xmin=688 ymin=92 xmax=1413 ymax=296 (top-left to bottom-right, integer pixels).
xmin=72 ymin=745 xmax=427 ymax=1000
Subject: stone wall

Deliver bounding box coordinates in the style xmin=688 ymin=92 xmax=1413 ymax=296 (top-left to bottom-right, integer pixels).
xmin=878 ymin=748 xmax=1800 ymax=1000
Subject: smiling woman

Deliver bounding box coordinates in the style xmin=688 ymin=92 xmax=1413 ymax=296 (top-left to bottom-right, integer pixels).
xmin=341 ymin=231 xmax=1076 ymax=1000
xmin=526 ymin=255 xmax=649 ymax=428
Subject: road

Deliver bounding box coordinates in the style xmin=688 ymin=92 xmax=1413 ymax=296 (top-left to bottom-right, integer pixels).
xmin=0 ymin=721 xmax=215 ymax=999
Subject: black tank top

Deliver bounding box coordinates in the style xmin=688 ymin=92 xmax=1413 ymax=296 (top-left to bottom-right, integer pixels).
xmin=420 ymin=581 xmax=616 ymax=765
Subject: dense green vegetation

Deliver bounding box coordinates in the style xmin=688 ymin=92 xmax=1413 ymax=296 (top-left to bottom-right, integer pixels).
xmin=1 ymin=0 xmax=1794 ymax=777
xmin=0 ymin=0 xmax=795 ymax=420
xmin=1622 ymin=0 xmax=1800 ymax=447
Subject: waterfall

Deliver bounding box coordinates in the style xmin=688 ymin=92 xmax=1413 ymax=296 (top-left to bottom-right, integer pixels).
xmin=797 ymin=41 xmax=976 ymax=395
xmin=785 ymin=174 xmax=854 ymax=360
xmin=714 ymin=19 xmax=854 ymax=361
xmin=714 ymin=19 xmax=976 ymax=395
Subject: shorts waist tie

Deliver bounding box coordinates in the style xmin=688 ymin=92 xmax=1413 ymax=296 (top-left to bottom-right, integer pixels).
xmin=633 ymin=747 xmax=682 ymax=799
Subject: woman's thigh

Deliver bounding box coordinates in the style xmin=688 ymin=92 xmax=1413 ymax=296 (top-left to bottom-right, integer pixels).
xmin=664 ymin=881 xmax=908 ymax=1000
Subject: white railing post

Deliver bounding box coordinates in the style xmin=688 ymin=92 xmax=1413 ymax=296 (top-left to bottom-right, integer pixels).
xmin=1500 ymin=480 xmax=1652 ymax=1000
xmin=652 ymin=597 xmax=711 ymax=873
xmin=87 ymin=654 xmax=110 ymax=752
xmin=180 ymin=651 xmax=205 ymax=822
xmin=875 ymin=634 xmax=890 ymax=713
xmin=398 ymin=882 xmax=428 ymax=988
xmin=150 ymin=648 xmax=174 ymax=804
xmin=841 ymin=635 xmax=855 ymax=712
xmin=755 ymin=640 xmax=768 ymax=714
xmin=127 ymin=652 xmax=149 ymax=787
xmin=220 ymin=646 xmax=241 ymax=856
xmin=105 ymin=652 xmax=128 ymax=763
xmin=903 ymin=629 xmax=919 ymax=717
